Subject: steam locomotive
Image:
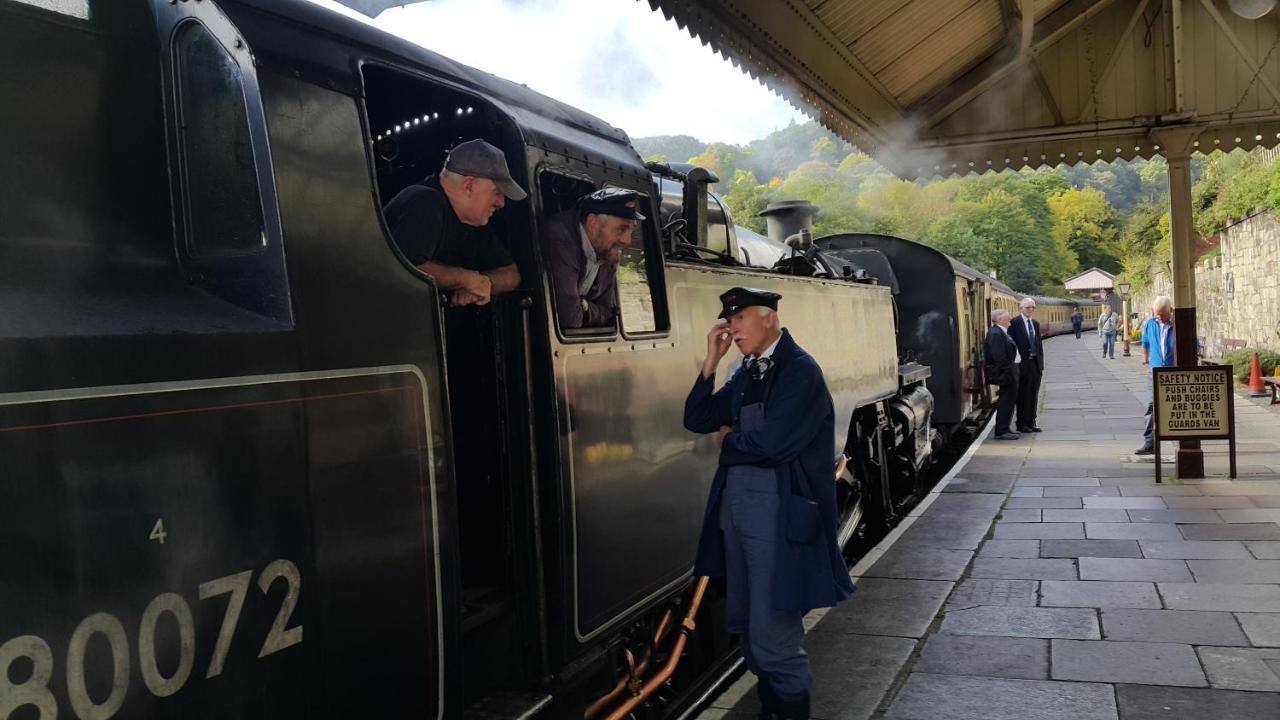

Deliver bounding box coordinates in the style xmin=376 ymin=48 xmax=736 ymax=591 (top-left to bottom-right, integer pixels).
xmin=0 ymin=1 xmax=1095 ymax=718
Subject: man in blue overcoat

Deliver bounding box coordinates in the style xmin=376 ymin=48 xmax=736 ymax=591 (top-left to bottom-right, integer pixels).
xmin=684 ymin=287 xmax=855 ymax=720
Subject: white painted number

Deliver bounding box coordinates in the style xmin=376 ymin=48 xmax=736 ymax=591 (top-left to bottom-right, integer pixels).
xmin=257 ymin=559 xmax=304 ymax=657
xmin=0 ymin=635 xmax=57 ymax=720
xmin=3 ymin=559 xmax=303 ymax=716
xmin=138 ymin=593 xmax=196 ymax=697
xmin=66 ymin=612 xmax=130 ymax=720
xmin=197 ymin=569 xmax=252 ymax=678
xmin=149 ymin=519 xmax=167 ymax=545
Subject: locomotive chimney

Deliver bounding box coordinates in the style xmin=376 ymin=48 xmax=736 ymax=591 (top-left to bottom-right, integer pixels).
xmin=758 ymin=200 xmax=818 ymax=244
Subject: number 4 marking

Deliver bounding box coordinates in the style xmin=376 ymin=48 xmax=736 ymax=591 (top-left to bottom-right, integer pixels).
xmin=150 ymin=519 xmax=167 ymax=545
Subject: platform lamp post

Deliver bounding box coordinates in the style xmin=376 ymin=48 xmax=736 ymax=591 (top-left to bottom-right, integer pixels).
xmin=1118 ymin=282 xmax=1132 ymax=357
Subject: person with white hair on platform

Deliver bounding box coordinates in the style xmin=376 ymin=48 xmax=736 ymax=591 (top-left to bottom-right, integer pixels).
xmin=1135 ymin=295 xmax=1176 ymax=455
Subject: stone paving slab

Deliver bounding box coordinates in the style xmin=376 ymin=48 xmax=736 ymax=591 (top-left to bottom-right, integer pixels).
xmin=1115 ymin=684 xmax=1280 ymax=720
xmin=1197 ymin=647 xmax=1280 ymax=691
xmin=1040 ymin=580 xmax=1162 ymax=609
xmin=1086 ymin=522 xmax=1184 ymax=540
xmin=1042 ymin=486 xmax=1121 ymax=497
xmin=863 ymin=546 xmax=975 ymax=581
xmin=947 ymin=578 xmax=1038 ymax=607
xmin=1179 ymin=523 xmax=1280 ymax=541
xmin=894 ymin=517 xmax=991 ymax=550
xmin=1218 ymin=508 xmax=1280 ymax=523
xmin=1017 ymin=477 xmax=1102 ymax=486
xmin=977 ymin=539 xmax=1040 ymax=558
xmin=814 ymin=578 xmax=953 ymax=638
xmin=940 ymin=605 xmax=1101 ymax=639
xmin=1138 ymin=540 xmax=1253 ymax=559
xmin=1040 ymin=539 xmax=1142 ymax=558
xmin=1163 ymin=495 xmax=1258 ymax=509
xmin=885 ymin=673 xmax=1119 ymax=720
xmin=1250 ymin=496 xmax=1280 ymax=507
xmin=943 ymin=474 xmax=1017 ymax=494
xmin=1043 ymin=508 xmax=1132 ymax=523
xmin=1157 ymin=583 xmax=1280 ymax=612
xmin=805 ymin=632 xmax=916 ymax=720
xmin=1100 ymin=608 xmax=1250 ymax=646
xmin=1051 ymin=639 xmax=1206 ymax=687
xmin=928 ymin=493 xmax=1005 ymax=513
xmin=993 ymin=522 xmax=1085 ymax=539
xmin=1126 ymin=509 xmax=1224 ymax=523
xmin=1186 ymin=559 xmax=1280 ymax=583
xmin=999 ymin=508 xmax=1042 ymax=522
xmin=914 ymin=633 xmax=1048 ymax=680
xmin=1078 ymin=557 xmax=1194 ymax=582
xmin=1082 ymin=496 xmax=1167 ymax=509
xmin=1237 ymin=612 xmax=1280 ymax=647
xmin=1247 ymin=541 xmax=1280 ymax=558
xmin=1005 ymin=496 xmax=1083 ymax=508
xmin=969 ymin=557 xmax=1078 ymax=580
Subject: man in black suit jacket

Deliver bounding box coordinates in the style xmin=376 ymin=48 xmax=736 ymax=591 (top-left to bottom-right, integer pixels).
xmin=1007 ymin=297 xmax=1044 ymax=433
xmin=984 ymin=309 xmax=1021 ymax=440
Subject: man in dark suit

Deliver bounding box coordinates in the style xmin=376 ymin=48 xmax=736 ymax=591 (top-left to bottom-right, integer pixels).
xmin=984 ymin=309 xmax=1021 ymax=440
xmin=684 ymin=287 xmax=854 ymax=720
xmin=1007 ymin=297 xmax=1044 ymax=433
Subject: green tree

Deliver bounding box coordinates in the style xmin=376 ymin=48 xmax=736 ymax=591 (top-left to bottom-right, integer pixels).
xmin=721 ymin=169 xmax=772 ymax=234
xmin=687 ymin=142 xmax=744 ymax=182
xmin=1048 ymin=187 xmax=1121 ymax=272
xmin=777 ymin=160 xmax=871 ymax=235
xmin=810 ymin=136 xmax=838 ymax=164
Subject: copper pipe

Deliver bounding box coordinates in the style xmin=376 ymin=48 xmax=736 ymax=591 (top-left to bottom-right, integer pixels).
xmin=602 ymin=577 xmax=710 ymax=720
xmin=584 ymin=649 xmax=633 ymax=720
xmin=652 ymin=609 xmax=674 ymax=647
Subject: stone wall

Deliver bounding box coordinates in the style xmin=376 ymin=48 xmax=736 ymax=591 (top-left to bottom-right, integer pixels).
xmin=1129 ymin=211 xmax=1280 ymax=357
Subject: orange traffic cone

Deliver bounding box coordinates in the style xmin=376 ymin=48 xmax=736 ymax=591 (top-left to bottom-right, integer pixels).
xmin=1249 ymin=352 xmax=1268 ymax=396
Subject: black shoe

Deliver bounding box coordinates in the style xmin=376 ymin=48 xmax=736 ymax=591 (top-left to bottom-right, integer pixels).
xmin=1133 ymin=446 xmax=1154 ymax=456
xmin=775 ymin=695 xmax=810 ymax=720
xmin=1027 ymin=425 xmax=1042 ymax=432
xmin=1017 ymin=425 xmax=1042 ymax=433
xmin=756 ymin=679 xmax=779 ymax=719
xmin=996 ymin=432 xmax=1021 ymax=440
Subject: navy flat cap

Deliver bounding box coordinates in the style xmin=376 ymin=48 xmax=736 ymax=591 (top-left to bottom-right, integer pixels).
xmin=718 ymin=287 xmax=781 ymax=319
xmin=578 ymin=188 xmax=646 ymax=221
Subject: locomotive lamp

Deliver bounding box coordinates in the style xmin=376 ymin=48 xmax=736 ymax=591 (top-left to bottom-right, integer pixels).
xmin=1118 ymin=281 xmax=1132 ymax=357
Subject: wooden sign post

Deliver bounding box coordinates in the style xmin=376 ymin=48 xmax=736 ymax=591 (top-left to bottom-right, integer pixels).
xmin=1152 ymin=365 xmax=1236 ymax=482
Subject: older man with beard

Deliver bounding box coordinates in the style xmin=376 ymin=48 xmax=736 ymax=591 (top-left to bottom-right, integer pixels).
xmin=683 ymin=287 xmax=854 ymax=720
xmin=541 ymin=188 xmax=645 ymax=329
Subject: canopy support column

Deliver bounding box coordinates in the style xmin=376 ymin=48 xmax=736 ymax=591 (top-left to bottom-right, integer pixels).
xmin=1152 ymin=125 xmax=1203 ymax=478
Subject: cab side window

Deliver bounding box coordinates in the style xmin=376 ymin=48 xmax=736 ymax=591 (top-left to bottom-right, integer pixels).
xmin=176 ymin=22 xmax=265 ymax=257
xmin=617 ymin=215 xmax=663 ymax=335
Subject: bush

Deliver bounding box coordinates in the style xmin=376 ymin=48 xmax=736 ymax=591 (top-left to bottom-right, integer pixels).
xmin=1220 ymin=348 xmax=1280 ymax=382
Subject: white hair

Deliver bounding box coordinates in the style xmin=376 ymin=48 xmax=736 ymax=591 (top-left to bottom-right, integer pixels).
xmin=1019 ymin=297 xmax=1036 ymax=308
xmin=1152 ymin=295 xmax=1173 ymax=311
xmin=991 ymin=308 xmax=1009 ymax=323
xmin=756 ymin=306 xmax=773 ymax=318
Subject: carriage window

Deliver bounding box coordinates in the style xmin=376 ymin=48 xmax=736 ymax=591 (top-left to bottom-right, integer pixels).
xmin=176 ymin=21 xmax=265 ymax=257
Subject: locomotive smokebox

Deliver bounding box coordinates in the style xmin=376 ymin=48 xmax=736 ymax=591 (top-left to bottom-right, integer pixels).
xmin=759 ymin=200 xmax=818 ymax=245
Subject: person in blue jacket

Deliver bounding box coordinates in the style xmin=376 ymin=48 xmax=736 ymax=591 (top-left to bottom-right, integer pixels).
xmin=684 ymin=287 xmax=855 ymax=720
xmin=1135 ymin=295 xmax=1177 ymax=455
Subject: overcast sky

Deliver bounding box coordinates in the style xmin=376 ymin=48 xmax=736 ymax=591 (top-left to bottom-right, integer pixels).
xmin=309 ymin=0 xmax=809 ymax=144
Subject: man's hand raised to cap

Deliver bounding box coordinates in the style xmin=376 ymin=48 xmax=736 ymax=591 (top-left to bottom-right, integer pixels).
xmin=702 ymin=319 xmax=733 ymax=379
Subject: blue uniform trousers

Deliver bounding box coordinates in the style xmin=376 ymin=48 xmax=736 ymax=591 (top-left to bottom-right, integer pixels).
xmin=720 ymin=465 xmax=809 ymax=701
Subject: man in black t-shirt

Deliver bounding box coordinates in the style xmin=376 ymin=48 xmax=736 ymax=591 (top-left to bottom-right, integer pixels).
xmin=384 ymin=139 xmax=525 ymax=306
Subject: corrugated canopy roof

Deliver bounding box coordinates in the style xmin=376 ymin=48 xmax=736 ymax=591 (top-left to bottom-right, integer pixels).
xmin=645 ymin=0 xmax=1280 ymax=178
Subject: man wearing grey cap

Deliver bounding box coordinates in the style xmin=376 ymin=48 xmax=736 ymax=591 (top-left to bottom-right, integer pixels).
xmin=384 ymin=139 xmax=526 ymax=306
xmin=540 ymin=188 xmax=645 ymax=329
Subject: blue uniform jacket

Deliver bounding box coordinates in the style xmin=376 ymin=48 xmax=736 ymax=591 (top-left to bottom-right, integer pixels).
xmin=683 ymin=329 xmax=855 ymax=612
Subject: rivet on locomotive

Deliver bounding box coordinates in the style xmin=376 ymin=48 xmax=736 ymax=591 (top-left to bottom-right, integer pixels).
xmin=0 ymin=1 xmax=1098 ymax=718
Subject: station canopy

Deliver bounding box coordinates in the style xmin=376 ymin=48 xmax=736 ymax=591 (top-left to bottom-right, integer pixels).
xmin=644 ymin=0 xmax=1280 ymax=179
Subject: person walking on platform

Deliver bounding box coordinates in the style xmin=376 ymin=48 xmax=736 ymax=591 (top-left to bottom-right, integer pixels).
xmin=1008 ymin=297 xmax=1043 ymax=433
xmin=1098 ymin=304 xmax=1120 ymax=360
xmin=984 ymin=309 xmax=1021 ymax=440
xmin=1134 ymin=295 xmax=1176 ymax=455
xmin=1071 ymin=308 xmax=1083 ymax=339
xmin=684 ymin=287 xmax=854 ymax=720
